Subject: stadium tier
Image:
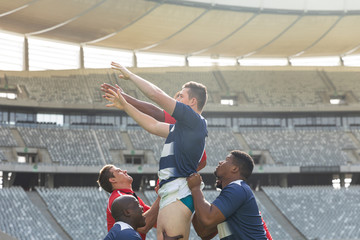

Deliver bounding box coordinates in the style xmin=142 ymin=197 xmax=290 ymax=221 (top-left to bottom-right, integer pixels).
xmin=1 ymin=67 xmax=360 ymax=240
xmin=262 ymin=185 xmax=360 ymax=240
xmin=241 ymin=128 xmax=357 ymax=166
xmin=1 ymin=67 xmax=360 ymax=111
xmin=1 ymin=125 xmax=359 ymax=168
xmin=35 ymin=187 xmax=108 ymax=240
xmin=0 ymin=187 xmax=61 ymax=240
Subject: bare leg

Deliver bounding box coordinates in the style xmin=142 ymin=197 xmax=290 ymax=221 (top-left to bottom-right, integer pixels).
xmin=157 ymin=200 xmax=192 ymax=240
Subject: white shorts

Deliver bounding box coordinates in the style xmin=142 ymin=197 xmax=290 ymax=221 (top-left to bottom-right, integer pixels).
xmin=158 ymin=177 xmax=204 ymax=209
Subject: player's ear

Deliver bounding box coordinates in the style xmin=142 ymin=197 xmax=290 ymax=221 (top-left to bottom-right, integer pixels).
xmin=190 ymin=97 xmax=197 ymax=107
xmin=231 ymin=165 xmax=239 ymax=174
xmin=123 ymin=208 xmax=132 ymax=217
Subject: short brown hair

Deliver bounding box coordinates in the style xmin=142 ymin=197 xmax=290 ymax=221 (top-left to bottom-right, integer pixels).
xmin=182 ymin=81 xmax=207 ymax=111
xmin=97 ymin=164 xmax=115 ymax=193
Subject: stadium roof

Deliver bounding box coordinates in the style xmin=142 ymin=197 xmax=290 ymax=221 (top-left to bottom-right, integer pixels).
xmin=1 ymin=0 xmax=360 ymax=60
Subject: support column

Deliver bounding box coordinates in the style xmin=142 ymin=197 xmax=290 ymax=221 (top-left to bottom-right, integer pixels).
xmin=23 ymin=36 xmax=29 ymax=71
xmin=2 ymin=172 xmax=10 ymax=188
xmin=133 ymin=51 xmax=137 ymax=67
xmin=45 ymin=173 xmax=54 ymax=188
xmin=79 ymin=44 xmax=85 ymax=69
xmin=279 ymin=174 xmax=288 ymax=188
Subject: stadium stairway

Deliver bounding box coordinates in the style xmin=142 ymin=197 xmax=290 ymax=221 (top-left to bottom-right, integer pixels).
xmin=10 ymin=128 xmax=24 ymax=147
xmin=0 ymin=231 xmax=17 ymax=240
xmin=26 ymin=191 xmax=72 ymax=240
xmin=255 ymin=191 xmax=306 ymax=240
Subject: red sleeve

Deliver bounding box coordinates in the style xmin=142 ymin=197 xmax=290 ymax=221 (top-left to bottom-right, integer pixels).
xmin=164 ymin=110 xmax=176 ymax=124
xmin=262 ymin=217 xmax=272 ymax=240
xmin=200 ymin=151 xmax=207 ymax=163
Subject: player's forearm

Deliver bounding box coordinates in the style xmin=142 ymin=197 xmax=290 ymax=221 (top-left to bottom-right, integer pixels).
xmin=138 ymin=196 xmax=160 ymax=233
xmin=128 ymin=73 xmax=166 ymax=104
xmin=191 ymin=188 xmax=214 ymax=227
xmin=123 ymin=103 xmax=162 ymax=137
xmin=122 ymin=92 xmax=165 ymax=122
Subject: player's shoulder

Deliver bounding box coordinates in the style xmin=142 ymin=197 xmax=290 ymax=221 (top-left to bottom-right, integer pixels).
xmin=109 ymin=190 xmax=124 ymax=202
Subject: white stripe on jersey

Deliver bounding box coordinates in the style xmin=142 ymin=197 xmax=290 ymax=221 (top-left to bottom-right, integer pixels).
xmin=217 ymin=221 xmax=232 ymax=239
xmin=161 ymin=142 xmax=174 ymax=158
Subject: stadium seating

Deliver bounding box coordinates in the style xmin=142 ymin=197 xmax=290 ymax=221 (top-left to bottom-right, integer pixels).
xmin=221 ymin=70 xmax=327 ymax=106
xmin=127 ymin=127 xmax=165 ymax=162
xmin=241 ymin=128 xmax=357 ymax=166
xmin=2 ymin=124 xmax=360 ymax=167
xmin=262 ymin=185 xmax=360 ymax=240
xmin=17 ymin=126 xmax=127 ymax=165
xmin=327 ymin=71 xmax=360 ymax=102
xmin=255 ymin=197 xmax=292 ymax=240
xmin=350 ymin=128 xmax=360 ymax=144
xmin=6 ymin=67 xmax=360 ymax=108
xmin=205 ymin=127 xmax=243 ymax=165
xmin=36 ymin=187 xmax=108 ymax=240
xmin=0 ymin=187 xmax=61 ymax=240
xmin=0 ymin=126 xmax=18 ymax=147
xmin=92 ymin=128 xmax=127 ymax=164
xmin=18 ymin=127 xmax=104 ymax=165
xmin=0 ymin=150 xmax=7 ymax=161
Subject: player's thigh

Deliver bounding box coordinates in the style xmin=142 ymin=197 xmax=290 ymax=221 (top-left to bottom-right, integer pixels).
xmin=157 ymin=200 xmax=192 ymax=240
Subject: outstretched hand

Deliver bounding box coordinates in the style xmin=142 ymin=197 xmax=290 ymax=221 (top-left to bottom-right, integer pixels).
xmin=111 ymin=62 xmax=132 ymax=80
xmin=101 ymin=83 xmax=123 ymax=99
xmin=104 ymin=88 xmax=127 ymax=110
xmin=101 ymin=83 xmax=123 ymax=94
xmin=187 ymin=173 xmax=202 ymax=191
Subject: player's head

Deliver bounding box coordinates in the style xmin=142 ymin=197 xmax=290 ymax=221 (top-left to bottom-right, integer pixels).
xmin=215 ymin=150 xmax=254 ymax=181
xmin=230 ymin=150 xmax=254 ymax=180
xmin=180 ymin=81 xmax=207 ymax=112
xmin=111 ymin=195 xmax=145 ymax=229
xmin=97 ymin=164 xmax=133 ymax=193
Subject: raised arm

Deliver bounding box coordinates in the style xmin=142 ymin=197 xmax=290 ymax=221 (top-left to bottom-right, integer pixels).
xmin=111 ymin=62 xmax=176 ymax=115
xmin=101 ymin=83 xmax=165 ymax=122
xmin=105 ymin=88 xmax=169 ymax=138
xmin=187 ymin=173 xmax=226 ymax=228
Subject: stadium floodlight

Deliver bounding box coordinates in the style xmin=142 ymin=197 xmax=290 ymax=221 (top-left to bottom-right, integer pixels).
xmin=149 ymin=180 xmax=156 ymax=187
xmin=221 ymin=98 xmax=234 ymax=106
xmin=330 ymin=95 xmax=345 ymax=105
xmin=344 ymin=178 xmax=352 ymax=188
xmin=332 ymin=178 xmax=341 ymax=189
xmin=17 ymin=156 xmax=26 ymax=163
xmin=0 ymin=92 xmax=17 ymax=100
xmin=344 ymin=174 xmax=352 ymax=188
